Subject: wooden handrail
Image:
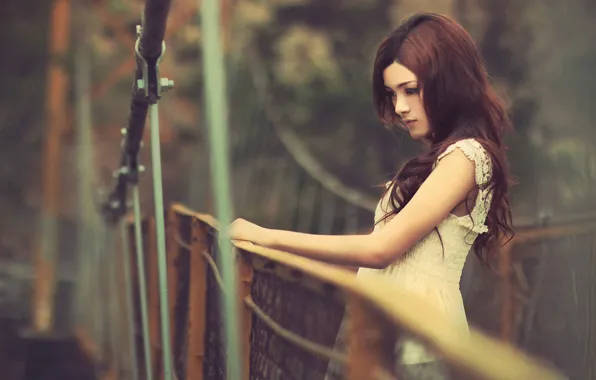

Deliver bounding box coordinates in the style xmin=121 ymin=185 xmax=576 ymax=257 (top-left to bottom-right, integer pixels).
xmin=509 ymin=222 xmax=596 ymax=246
xmin=234 ymin=242 xmax=563 ymax=380
xmin=171 ymin=203 xmax=565 ymax=380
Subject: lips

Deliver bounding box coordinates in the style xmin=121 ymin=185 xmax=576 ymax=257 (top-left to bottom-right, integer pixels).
xmin=404 ymin=119 xmax=417 ymax=126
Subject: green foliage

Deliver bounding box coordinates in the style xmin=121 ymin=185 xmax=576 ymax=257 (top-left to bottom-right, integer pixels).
xmin=0 ymin=0 xmax=53 ymax=204
xmin=235 ymin=0 xmax=412 ymax=190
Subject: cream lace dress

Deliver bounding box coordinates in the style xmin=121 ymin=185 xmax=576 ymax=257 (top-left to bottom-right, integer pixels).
xmin=358 ymin=138 xmax=494 ymax=366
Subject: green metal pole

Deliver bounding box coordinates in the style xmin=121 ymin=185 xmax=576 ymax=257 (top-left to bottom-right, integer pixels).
xmin=132 ymin=185 xmax=154 ymax=380
xmin=148 ymin=103 xmax=174 ymax=380
xmin=200 ymin=1 xmax=242 ymax=379
xmin=120 ymin=220 xmax=140 ymax=380
xmin=106 ymin=228 xmax=121 ymax=376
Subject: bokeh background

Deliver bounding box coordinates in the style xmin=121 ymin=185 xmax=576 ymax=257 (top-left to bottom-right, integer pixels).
xmin=1 ymin=0 xmax=595 ymax=378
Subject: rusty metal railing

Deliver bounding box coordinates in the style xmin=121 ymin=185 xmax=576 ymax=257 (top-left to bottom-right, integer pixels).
xmin=119 ymin=203 xmax=563 ymax=380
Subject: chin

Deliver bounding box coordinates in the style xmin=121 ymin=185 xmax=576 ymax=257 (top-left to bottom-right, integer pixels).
xmin=408 ymin=127 xmax=432 ymax=141
xmin=409 ymin=131 xmax=427 ymax=140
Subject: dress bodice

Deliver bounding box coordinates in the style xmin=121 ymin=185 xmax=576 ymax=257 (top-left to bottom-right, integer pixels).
xmin=357 ymin=138 xmax=494 ymax=364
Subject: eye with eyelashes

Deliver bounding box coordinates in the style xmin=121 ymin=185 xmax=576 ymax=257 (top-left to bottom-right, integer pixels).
xmin=384 ymin=87 xmax=420 ymax=99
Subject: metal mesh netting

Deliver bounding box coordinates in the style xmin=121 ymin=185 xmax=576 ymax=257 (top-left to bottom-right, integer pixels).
xmin=248 ymin=270 xmax=346 ymax=380
xmin=512 ymin=232 xmax=596 ymax=379
xmin=203 ymin=230 xmax=228 ymax=380
xmin=461 ymin=227 xmax=596 ymax=379
xmin=193 ymin=223 xmax=454 ymax=380
xmin=172 ymin=213 xmax=192 ymax=380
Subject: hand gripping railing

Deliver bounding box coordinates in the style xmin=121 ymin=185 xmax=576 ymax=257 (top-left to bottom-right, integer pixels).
xmin=100 ymin=1 xmax=174 ymax=379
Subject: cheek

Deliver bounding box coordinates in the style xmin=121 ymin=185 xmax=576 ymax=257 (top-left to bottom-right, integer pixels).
xmin=417 ymin=92 xmax=426 ymax=118
xmin=413 ymin=99 xmax=426 ymax=117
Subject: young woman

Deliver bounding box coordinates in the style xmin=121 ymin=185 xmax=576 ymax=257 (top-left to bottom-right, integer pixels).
xmin=231 ymin=12 xmax=514 ymax=377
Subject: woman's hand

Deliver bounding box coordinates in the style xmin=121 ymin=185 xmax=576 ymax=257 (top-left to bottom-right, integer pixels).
xmin=229 ymin=218 xmax=271 ymax=246
xmin=230 ymin=219 xmax=383 ymax=268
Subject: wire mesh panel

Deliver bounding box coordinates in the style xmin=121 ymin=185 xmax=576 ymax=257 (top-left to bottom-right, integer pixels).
xmin=248 ymin=268 xmax=346 ymax=380
xmin=511 ymin=230 xmax=596 ymax=380
xmin=165 ymin=211 xmax=565 ymax=380
xmin=203 ymin=230 xmax=228 ymax=380
xmin=325 ymin=303 xmax=452 ymax=380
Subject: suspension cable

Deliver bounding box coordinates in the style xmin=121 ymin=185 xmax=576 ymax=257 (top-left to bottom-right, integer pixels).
xmin=120 ymin=221 xmax=140 ymax=380
xmin=132 ymin=187 xmax=154 ymax=380
xmin=100 ymin=0 xmax=174 ymax=379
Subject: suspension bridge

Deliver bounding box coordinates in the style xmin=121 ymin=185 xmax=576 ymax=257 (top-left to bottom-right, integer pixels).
xmin=1 ymin=0 xmax=593 ymax=379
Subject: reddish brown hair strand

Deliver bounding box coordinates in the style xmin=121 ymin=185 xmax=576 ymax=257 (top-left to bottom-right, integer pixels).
xmin=372 ymin=13 xmax=514 ymax=267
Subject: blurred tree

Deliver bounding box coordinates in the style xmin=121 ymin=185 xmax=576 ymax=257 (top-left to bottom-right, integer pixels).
xmin=0 ymin=0 xmax=56 ymax=260
xmin=0 ymin=0 xmax=53 ymax=208
xmin=470 ymin=0 xmax=542 ymax=217
xmin=232 ymin=0 xmax=413 ymax=195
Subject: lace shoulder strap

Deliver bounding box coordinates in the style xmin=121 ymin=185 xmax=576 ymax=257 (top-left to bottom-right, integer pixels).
xmin=436 ymin=138 xmax=492 ymax=187
xmin=435 ymin=138 xmax=494 ymax=234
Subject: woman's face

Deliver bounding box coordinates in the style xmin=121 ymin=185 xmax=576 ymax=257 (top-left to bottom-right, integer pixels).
xmin=382 ymin=62 xmax=431 ymax=140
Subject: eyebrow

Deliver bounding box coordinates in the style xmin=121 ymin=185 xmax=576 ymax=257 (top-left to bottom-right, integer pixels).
xmin=384 ymin=80 xmax=417 ymax=89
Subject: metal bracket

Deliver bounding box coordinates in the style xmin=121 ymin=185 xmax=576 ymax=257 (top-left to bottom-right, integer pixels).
xmin=135 ymin=25 xmax=174 ymax=104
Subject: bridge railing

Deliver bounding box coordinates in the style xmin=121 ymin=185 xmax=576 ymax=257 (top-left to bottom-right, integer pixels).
xmin=496 ymin=219 xmax=596 ymax=379
xmin=119 ymin=203 xmax=564 ymax=380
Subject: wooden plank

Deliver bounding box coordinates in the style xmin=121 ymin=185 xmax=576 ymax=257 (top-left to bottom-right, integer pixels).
xmin=74 ymin=326 xmax=117 ymax=380
xmin=232 ymin=242 xmax=565 ymax=380
xmin=346 ymin=295 xmax=394 ymax=380
xmin=184 ymin=217 xmax=208 ymax=380
xmin=185 ymin=209 xmax=565 ymax=380
xmin=166 ymin=208 xmax=181 ymax=354
xmin=513 ymin=223 xmax=596 ymax=245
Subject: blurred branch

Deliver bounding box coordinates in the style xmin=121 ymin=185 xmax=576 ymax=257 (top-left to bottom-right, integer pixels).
xmin=248 ymin=51 xmax=377 ymax=212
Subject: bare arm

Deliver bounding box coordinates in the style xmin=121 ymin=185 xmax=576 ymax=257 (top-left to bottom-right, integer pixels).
xmin=231 ymin=149 xmax=476 ymax=268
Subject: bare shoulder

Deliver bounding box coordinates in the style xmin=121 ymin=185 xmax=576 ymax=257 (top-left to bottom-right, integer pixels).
xmin=372 ymin=147 xmax=478 ymax=261
xmin=430 ymin=147 xmax=476 ymax=190
xmin=436 ymin=138 xmax=493 ymax=186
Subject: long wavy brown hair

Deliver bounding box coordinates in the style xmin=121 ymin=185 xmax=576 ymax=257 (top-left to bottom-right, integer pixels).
xmin=372 ymin=13 xmax=514 ymax=266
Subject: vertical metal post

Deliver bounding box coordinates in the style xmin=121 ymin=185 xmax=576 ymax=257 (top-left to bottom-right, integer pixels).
xmin=148 ymin=103 xmax=174 ymax=380
xmin=120 ymin=221 xmax=140 ymax=380
xmin=92 ymin=222 xmax=108 ymax=364
xmin=200 ymin=0 xmax=243 ymax=379
xmin=133 ymin=186 xmax=154 ymax=380
xmin=106 ymin=228 xmax=121 ymax=375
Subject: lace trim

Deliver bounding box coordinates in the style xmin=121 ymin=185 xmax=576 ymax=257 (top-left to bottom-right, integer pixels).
xmin=436 ymin=139 xmax=492 ymax=186
xmin=447 ymin=213 xmax=488 ymax=234
xmin=435 ymin=139 xmax=493 ymax=234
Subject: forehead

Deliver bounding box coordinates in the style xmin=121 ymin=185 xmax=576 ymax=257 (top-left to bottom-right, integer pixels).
xmin=382 ymin=62 xmax=418 ymax=88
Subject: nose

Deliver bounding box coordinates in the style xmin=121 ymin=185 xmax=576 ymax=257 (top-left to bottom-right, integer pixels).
xmin=394 ymin=95 xmax=410 ymax=117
